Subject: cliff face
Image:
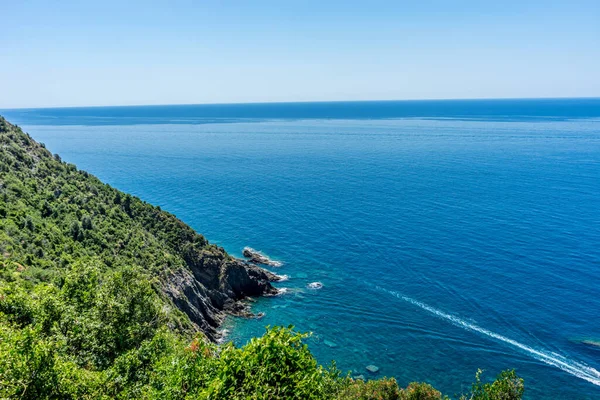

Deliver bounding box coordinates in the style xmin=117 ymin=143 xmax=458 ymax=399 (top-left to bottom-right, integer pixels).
xmin=162 ymin=247 xmax=279 ymax=339
xmin=0 ymin=116 xmax=277 ymax=340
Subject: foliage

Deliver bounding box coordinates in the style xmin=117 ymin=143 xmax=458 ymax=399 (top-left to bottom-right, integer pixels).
xmin=338 ymin=379 xmax=446 ymax=400
xmin=338 ymin=377 xmax=403 ymax=399
xmin=0 ymin=116 xmax=525 ymax=399
xmin=459 ymin=369 xmax=524 ymax=400
xmin=0 ymin=116 xmax=220 ymax=290
xmin=400 ymin=382 xmax=445 ymax=400
xmin=206 ymin=326 xmax=345 ymax=399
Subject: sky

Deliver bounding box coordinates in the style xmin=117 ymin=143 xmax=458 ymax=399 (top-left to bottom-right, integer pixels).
xmin=1 ymin=0 xmax=599 ymax=108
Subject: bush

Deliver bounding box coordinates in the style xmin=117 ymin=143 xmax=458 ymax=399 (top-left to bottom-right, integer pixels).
xmin=208 ymin=326 xmax=341 ymax=399
xmin=0 ymin=323 xmax=59 ymax=399
xmin=57 ymin=263 xmax=165 ymax=369
xmin=338 ymin=377 xmax=402 ymax=399
xmin=460 ymin=369 xmax=524 ymax=400
xmin=401 ymin=382 xmax=444 ymax=400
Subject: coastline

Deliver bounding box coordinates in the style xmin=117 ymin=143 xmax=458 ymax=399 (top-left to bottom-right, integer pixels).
xmin=4 ymin=107 xmax=600 ymax=398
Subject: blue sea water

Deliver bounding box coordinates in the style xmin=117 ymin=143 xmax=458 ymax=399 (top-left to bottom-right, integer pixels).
xmin=2 ymin=98 xmax=600 ymax=399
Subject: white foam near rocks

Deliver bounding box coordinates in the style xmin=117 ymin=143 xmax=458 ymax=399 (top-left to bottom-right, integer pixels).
xmin=242 ymin=247 xmax=283 ymax=267
xmin=265 ymin=287 xmax=292 ymax=297
xmin=276 ymin=274 xmax=289 ymax=282
xmin=307 ymin=282 xmax=323 ymax=289
xmin=216 ymin=329 xmax=230 ymax=344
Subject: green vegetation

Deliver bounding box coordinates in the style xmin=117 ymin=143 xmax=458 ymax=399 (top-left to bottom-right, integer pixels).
xmin=0 ymin=116 xmax=524 ymax=399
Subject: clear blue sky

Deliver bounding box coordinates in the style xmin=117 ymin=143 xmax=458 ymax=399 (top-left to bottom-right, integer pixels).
xmin=1 ymin=0 xmax=599 ymax=108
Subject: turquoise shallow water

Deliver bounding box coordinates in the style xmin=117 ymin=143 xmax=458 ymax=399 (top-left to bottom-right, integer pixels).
xmin=3 ymin=99 xmax=600 ymax=399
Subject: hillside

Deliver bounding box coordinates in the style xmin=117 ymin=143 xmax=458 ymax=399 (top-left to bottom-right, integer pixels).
xmin=0 ymin=116 xmax=278 ymax=340
xmin=0 ymin=116 xmax=524 ymax=399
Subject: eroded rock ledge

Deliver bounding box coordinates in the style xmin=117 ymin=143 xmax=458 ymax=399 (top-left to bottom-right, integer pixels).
xmin=242 ymin=247 xmax=283 ymax=267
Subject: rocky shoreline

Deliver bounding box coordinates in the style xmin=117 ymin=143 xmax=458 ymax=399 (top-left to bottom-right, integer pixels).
xmin=161 ymin=245 xmax=289 ymax=341
xmin=162 ymin=246 xmax=283 ymax=341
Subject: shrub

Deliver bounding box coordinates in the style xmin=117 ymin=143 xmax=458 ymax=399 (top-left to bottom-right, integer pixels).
xmin=338 ymin=377 xmax=402 ymax=399
xmin=401 ymin=382 xmax=444 ymax=400
xmin=460 ymin=369 xmax=524 ymax=400
xmin=209 ymin=326 xmax=340 ymax=399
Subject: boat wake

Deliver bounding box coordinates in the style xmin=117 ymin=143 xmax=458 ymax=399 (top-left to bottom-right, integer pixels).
xmin=374 ymin=284 xmax=600 ymax=387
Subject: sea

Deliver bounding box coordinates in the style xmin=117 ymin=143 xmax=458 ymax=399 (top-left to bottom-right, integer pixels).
xmin=2 ymin=98 xmax=600 ymax=399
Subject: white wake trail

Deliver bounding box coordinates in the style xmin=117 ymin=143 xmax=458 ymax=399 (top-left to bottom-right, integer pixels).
xmin=376 ymin=285 xmax=600 ymax=387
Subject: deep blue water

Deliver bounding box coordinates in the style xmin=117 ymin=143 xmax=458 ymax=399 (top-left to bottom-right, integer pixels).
xmin=2 ymin=99 xmax=600 ymax=399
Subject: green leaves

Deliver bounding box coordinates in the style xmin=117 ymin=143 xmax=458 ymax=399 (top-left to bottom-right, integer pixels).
xmin=0 ymin=116 xmax=212 ymax=280
xmin=0 ymin=322 xmax=59 ymax=399
xmin=208 ymin=326 xmax=330 ymax=399
xmin=460 ymin=369 xmax=524 ymax=400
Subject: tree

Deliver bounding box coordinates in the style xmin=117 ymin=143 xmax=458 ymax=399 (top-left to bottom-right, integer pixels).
xmin=81 ymin=215 xmax=93 ymax=230
xmin=70 ymin=221 xmax=83 ymax=241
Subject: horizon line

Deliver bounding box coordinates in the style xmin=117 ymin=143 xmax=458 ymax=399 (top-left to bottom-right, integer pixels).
xmin=2 ymin=96 xmax=599 ymax=111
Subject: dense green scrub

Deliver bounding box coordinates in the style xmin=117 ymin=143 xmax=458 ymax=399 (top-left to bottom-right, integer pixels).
xmin=0 ymin=116 xmax=524 ymax=399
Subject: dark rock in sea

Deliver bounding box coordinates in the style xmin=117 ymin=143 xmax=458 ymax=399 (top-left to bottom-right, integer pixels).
xmin=242 ymin=247 xmax=282 ymax=267
xmin=366 ymin=365 xmax=380 ymax=374
xmin=224 ymin=299 xmax=255 ymax=318
xmin=223 ymin=258 xmax=280 ymax=297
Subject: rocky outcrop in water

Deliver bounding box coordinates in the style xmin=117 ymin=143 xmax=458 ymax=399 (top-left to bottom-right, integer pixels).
xmin=366 ymin=365 xmax=380 ymax=374
xmin=242 ymin=247 xmax=282 ymax=266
